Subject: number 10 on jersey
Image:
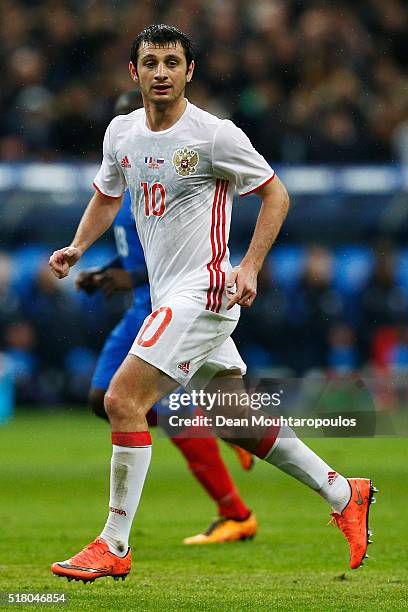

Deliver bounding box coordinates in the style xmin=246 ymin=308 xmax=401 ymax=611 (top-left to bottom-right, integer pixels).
xmin=141 ymin=182 xmax=166 ymax=217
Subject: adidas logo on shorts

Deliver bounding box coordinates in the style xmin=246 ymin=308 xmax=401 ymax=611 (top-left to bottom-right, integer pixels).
xmin=178 ymin=361 xmax=190 ymax=375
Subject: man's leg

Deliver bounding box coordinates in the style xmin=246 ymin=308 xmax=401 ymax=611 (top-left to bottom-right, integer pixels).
xmin=91 ymin=334 xmax=256 ymax=545
xmin=206 ymin=373 xmax=376 ymax=569
xmin=91 ymin=386 xmax=255 ymax=541
xmin=90 ymin=388 xmax=108 ymax=421
xmin=171 ymin=433 xmax=249 ymax=520
xmin=90 ymin=387 xmax=158 ymax=425
xmin=165 ymin=411 xmax=256 ymax=544
xmin=100 ymin=355 xmax=176 ymax=553
xmin=52 ymin=354 xmax=177 ymax=582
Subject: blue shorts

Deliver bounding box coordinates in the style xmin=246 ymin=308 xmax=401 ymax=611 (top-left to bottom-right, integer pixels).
xmin=92 ymin=305 xmax=146 ymax=391
xmin=91 ymin=305 xmax=194 ymax=421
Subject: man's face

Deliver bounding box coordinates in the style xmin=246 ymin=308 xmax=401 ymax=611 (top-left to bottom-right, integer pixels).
xmin=130 ymin=42 xmax=194 ymax=106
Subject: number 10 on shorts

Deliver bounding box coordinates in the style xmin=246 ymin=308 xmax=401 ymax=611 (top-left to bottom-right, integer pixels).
xmin=141 ymin=182 xmax=166 ymax=217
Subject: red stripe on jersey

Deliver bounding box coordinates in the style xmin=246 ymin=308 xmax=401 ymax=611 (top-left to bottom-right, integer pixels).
xmin=216 ymin=180 xmax=229 ymax=311
xmin=239 ymin=172 xmax=275 ymax=197
xmin=206 ymin=179 xmax=224 ymax=311
xmin=210 ymin=180 xmax=227 ymax=312
xmin=214 ymin=182 xmax=228 ymax=312
xmin=206 ymin=179 xmax=221 ymax=311
xmin=206 ymin=180 xmax=218 ymax=312
xmin=206 ymin=179 xmax=228 ymax=312
xmin=212 ymin=180 xmax=224 ymax=309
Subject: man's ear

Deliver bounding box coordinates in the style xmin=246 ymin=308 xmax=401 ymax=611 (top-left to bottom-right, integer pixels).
xmin=186 ymin=60 xmax=195 ymax=83
xmin=129 ymin=61 xmax=138 ymax=82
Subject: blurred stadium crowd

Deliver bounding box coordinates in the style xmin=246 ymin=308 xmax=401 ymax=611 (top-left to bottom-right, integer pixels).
xmin=1 ymin=240 xmax=408 ymax=405
xmin=1 ymin=0 xmax=407 ymax=163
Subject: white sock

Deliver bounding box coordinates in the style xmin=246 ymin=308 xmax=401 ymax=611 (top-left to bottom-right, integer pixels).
xmin=265 ymin=427 xmax=351 ymax=513
xmin=100 ymin=436 xmax=152 ymax=556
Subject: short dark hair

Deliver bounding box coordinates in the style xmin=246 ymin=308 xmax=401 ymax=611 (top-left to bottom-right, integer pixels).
xmin=130 ymin=24 xmax=194 ymax=70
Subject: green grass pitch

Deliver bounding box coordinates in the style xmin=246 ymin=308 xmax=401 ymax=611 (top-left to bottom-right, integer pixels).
xmin=0 ymin=410 xmax=407 ymax=611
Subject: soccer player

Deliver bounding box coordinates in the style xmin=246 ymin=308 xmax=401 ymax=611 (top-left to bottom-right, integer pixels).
xmin=76 ymin=89 xmax=256 ymax=545
xmin=49 ymin=25 xmax=376 ymax=582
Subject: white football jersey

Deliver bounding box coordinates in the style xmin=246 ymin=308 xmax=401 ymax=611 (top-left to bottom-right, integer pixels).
xmin=94 ymin=100 xmax=274 ymax=311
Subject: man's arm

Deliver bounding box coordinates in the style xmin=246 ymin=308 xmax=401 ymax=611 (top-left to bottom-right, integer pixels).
xmin=226 ymin=174 xmax=289 ymax=309
xmin=76 ymin=263 xmax=148 ymax=297
xmin=75 ymin=256 xmax=124 ymax=293
xmin=49 ymin=190 xmax=122 ymax=279
xmin=81 ymin=267 xmax=148 ymax=298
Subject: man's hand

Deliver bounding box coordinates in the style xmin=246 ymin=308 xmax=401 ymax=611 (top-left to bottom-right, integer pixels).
xmin=49 ymin=246 xmax=82 ymax=279
xmin=93 ymin=269 xmax=133 ymax=297
xmin=75 ymin=269 xmax=101 ymax=294
xmin=76 ymin=268 xmax=133 ymax=297
xmin=226 ymin=174 xmax=289 ymax=310
xmin=49 ymin=191 xmax=122 ymax=280
xmin=226 ymin=264 xmax=258 ymax=310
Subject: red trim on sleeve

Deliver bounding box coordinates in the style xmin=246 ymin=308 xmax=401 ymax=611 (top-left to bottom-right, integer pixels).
xmin=112 ymin=431 xmax=152 ymax=447
xmin=93 ymin=182 xmax=122 ymax=200
xmin=239 ymin=172 xmax=275 ymax=197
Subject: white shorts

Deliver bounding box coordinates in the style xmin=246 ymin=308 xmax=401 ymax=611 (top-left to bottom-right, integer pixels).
xmin=129 ymin=293 xmax=246 ymax=389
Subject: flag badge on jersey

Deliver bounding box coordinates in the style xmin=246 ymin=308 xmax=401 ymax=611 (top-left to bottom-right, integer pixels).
xmin=144 ymin=156 xmax=165 ymax=169
xmin=172 ymin=147 xmax=199 ymax=177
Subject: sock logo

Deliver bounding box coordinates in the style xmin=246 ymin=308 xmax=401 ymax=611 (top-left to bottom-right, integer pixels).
xmin=109 ymin=506 xmax=127 ymax=516
xmin=328 ymin=471 xmax=338 ymax=485
xmin=178 ymin=361 xmax=190 ymax=375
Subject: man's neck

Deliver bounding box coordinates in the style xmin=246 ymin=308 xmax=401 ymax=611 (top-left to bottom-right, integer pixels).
xmin=144 ymin=97 xmax=187 ymax=132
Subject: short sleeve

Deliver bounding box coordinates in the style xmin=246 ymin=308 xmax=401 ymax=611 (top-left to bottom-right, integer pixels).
xmin=212 ymin=120 xmax=275 ymax=196
xmin=93 ymin=121 xmax=127 ymax=198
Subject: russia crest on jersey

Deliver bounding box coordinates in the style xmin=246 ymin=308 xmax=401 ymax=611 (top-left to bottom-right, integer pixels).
xmin=172 ymin=147 xmax=199 ymax=176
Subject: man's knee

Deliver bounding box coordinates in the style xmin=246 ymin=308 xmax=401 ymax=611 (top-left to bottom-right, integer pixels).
xmin=104 ymin=386 xmax=144 ymax=421
xmin=89 ymin=388 xmax=109 ymax=421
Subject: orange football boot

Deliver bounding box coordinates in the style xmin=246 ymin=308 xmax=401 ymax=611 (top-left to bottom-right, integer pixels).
xmin=230 ymin=443 xmax=255 ymax=471
xmin=330 ymin=478 xmax=377 ymax=569
xmin=51 ymin=537 xmax=131 ymax=583
xmin=183 ymin=512 xmax=257 ymax=544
